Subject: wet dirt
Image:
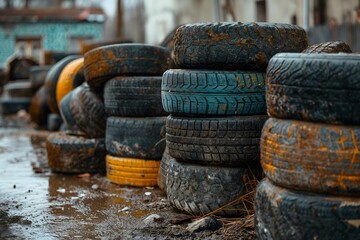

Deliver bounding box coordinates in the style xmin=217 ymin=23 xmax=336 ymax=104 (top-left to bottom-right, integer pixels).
xmin=0 ymin=114 xmax=249 ymax=240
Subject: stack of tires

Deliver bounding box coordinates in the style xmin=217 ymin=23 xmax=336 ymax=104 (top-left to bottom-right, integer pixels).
xmin=46 ymin=57 xmax=106 ymax=174
xmin=255 ymin=53 xmax=360 ymax=239
xmin=161 ymin=22 xmax=308 ymax=216
xmin=83 ymin=44 xmax=172 ymax=187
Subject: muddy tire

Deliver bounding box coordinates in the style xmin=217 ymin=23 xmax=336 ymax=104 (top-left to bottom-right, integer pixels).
xmin=56 ymin=58 xmax=85 ymax=108
xmin=157 ymin=148 xmax=173 ymax=192
xmin=106 ymin=116 xmax=166 ymax=159
xmin=29 ymin=86 xmax=50 ymax=126
xmin=104 ymin=76 xmax=167 ymax=117
xmin=302 ymin=41 xmax=352 ymax=53
xmin=255 ymin=178 xmax=360 ymax=240
xmin=167 ymin=159 xmax=261 ymax=216
xmin=0 ymin=97 xmax=32 ymax=114
xmin=261 ymin=117 xmax=360 ymax=195
xmin=68 ymin=84 xmax=106 ymax=138
xmin=4 ymin=80 xmax=33 ymax=98
xmin=46 ymin=132 xmax=106 ymax=173
xmin=162 ymin=69 xmax=266 ymax=116
xmin=7 ymin=56 xmax=39 ymax=80
xmin=84 ymin=44 xmax=173 ymax=88
xmin=166 ymin=115 xmax=267 ymax=167
xmin=29 ymin=65 xmax=52 ymax=90
xmin=266 ymin=53 xmax=360 ymax=125
xmin=106 ymin=155 xmax=160 ymax=187
xmin=44 ymin=55 xmax=80 ymax=114
xmin=174 ymin=22 xmax=307 ymax=71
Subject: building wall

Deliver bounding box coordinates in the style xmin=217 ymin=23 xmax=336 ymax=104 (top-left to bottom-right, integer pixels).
xmin=0 ymin=22 xmax=103 ymax=63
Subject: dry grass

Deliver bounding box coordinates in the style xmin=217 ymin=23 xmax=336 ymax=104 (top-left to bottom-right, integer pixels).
xmin=197 ymin=173 xmax=260 ymax=239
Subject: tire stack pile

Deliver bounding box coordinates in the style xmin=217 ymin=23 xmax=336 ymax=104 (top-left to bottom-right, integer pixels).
xmin=46 ymin=57 xmax=106 ymax=174
xmin=83 ymin=44 xmax=172 ymax=187
xmin=161 ymin=22 xmax=308 ymax=216
xmin=255 ymin=53 xmax=360 ymax=239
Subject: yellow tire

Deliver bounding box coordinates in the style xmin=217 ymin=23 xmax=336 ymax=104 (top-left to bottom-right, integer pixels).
xmin=106 ymin=162 xmax=159 ymax=173
xmin=107 ymin=173 xmax=158 ymax=187
xmin=105 ymin=155 xmax=160 ymax=168
xmin=56 ymin=58 xmax=84 ymax=108
xmin=106 ymin=168 xmax=158 ymax=179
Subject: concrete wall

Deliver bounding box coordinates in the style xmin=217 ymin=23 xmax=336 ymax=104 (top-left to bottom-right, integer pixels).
xmin=0 ymin=22 xmax=103 ymax=63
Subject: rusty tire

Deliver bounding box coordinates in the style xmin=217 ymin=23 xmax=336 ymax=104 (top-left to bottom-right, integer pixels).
xmin=56 ymin=58 xmax=85 ymax=108
xmin=166 ymin=158 xmax=262 ymax=216
xmin=29 ymin=65 xmax=52 ymax=90
xmin=4 ymin=80 xmax=34 ymax=98
xmin=162 ymin=69 xmax=266 ymax=116
xmin=173 ymin=22 xmax=307 ymax=71
xmin=104 ymin=76 xmax=167 ymax=117
xmin=46 ymin=132 xmax=105 ymax=173
xmin=266 ymin=53 xmax=360 ymax=125
xmin=166 ymin=115 xmax=267 ymax=167
xmin=302 ymin=41 xmax=352 ymax=53
xmin=68 ymin=84 xmax=106 ymax=138
xmin=261 ymin=117 xmax=360 ymax=195
xmin=255 ymin=178 xmax=360 ymax=240
xmin=29 ymin=86 xmax=50 ymax=126
xmin=105 ymin=116 xmax=166 ymax=159
xmin=84 ymin=44 xmax=173 ymax=88
xmin=44 ymin=55 xmax=80 ymax=114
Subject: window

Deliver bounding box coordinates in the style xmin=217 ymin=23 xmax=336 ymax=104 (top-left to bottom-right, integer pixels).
xmin=15 ymin=36 xmax=43 ymax=62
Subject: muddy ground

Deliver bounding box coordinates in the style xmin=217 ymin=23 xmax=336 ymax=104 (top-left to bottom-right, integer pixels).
xmin=0 ymin=114 xmax=254 ymax=240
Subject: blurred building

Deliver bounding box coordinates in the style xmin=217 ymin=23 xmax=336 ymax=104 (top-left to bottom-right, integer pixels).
xmin=0 ymin=0 xmax=105 ymax=64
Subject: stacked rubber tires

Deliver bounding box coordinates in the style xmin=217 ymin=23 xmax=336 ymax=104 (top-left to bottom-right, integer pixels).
xmin=161 ymin=22 xmax=308 ymax=216
xmin=84 ymin=44 xmax=172 ymax=187
xmin=47 ymin=57 xmax=106 ymax=174
xmin=255 ymin=53 xmax=360 ymax=239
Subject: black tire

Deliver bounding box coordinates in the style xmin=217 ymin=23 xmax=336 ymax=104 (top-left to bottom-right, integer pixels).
xmin=46 ymin=132 xmax=105 ymax=173
xmin=167 ymin=159 xmax=262 ymax=216
xmin=302 ymin=41 xmax=352 ymax=53
xmin=106 ymin=116 xmax=166 ymax=159
xmin=166 ymin=115 xmax=267 ymax=167
xmin=174 ymin=22 xmax=307 ymax=71
xmin=0 ymin=97 xmax=32 ymax=114
xmin=44 ymin=55 xmax=80 ymax=114
xmin=59 ymin=90 xmax=76 ymax=127
xmin=255 ymin=178 xmax=360 ymax=240
xmin=266 ymin=53 xmax=360 ymax=125
xmin=29 ymin=86 xmax=50 ymax=126
xmin=104 ymin=76 xmax=167 ymax=117
xmin=4 ymin=80 xmax=33 ymax=98
xmin=157 ymin=147 xmax=173 ymax=192
xmin=29 ymin=65 xmax=52 ymax=90
xmin=7 ymin=56 xmax=38 ymax=80
xmin=69 ymin=84 xmax=106 ymax=138
xmin=84 ymin=44 xmax=173 ymax=88
xmin=47 ymin=113 xmax=63 ymax=131
xmin=162 ymin=69 xmax=266 ymax=116
xmin=261 ymin=117 xmax=360 ymax=195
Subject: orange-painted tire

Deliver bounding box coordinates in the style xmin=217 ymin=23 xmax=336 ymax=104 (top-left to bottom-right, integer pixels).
xmin=84 ymin=44 xmax=173 ymax=88
xmin=56 ymin=58 xmax=85 ymax=108
xmin=261 ymin=117 xmax=360 ymax=196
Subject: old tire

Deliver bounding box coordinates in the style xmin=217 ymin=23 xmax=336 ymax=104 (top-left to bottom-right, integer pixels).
xmin=44 ymin=55 xmax=80 ymax=114
xmin=174 ymin=22 xmax=307 ymax=71
xmin=157 ymin=147 xmax=173 ymax=192
xmin=104 ymin=76 xmax=167 ymax=117
xmin=302 ymin=41 xmax=352 ymax=53
xmin=266 ymin=53 xmax=360 ymax=125
xmin=167 ymin=159 xmax=262 ymax=216
xmin=4 ymin=80 xmax=33 ymax=98
xmin=255 ymin=178 xmax=360 ymax=240
xmin=29 ymin=86 xmax=50 ymax=126
xmin=7 ymin=56 xmax=39 ymax=80
xmin=166 ymin=115 xmax=267 ymax=167
xmin=68 ymin=84 xmax=106 ymax=138
xmin=106 ymin=116 xmax=166 ymax=159
xmin=46 ymin=132 xmax=106 ymax=173
xmin=162 ymin=69 xmax=266 ymax=116
xmin=29 ymin=65 xmax=52 ymax=90
xmin=0 ymin=97 xmax=31 ymax=114
xmin=106 ymin=155 xmax=159 ymax=187
xmin=84 ymin=44 xmax=173 ymax=88
xmin=47 ymin=113 xmax=62 ymax=131
xmin=261 ymin=117 xmax=360 ymax=195
xmin=56 ymin=58 xmax=85 ymax=108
